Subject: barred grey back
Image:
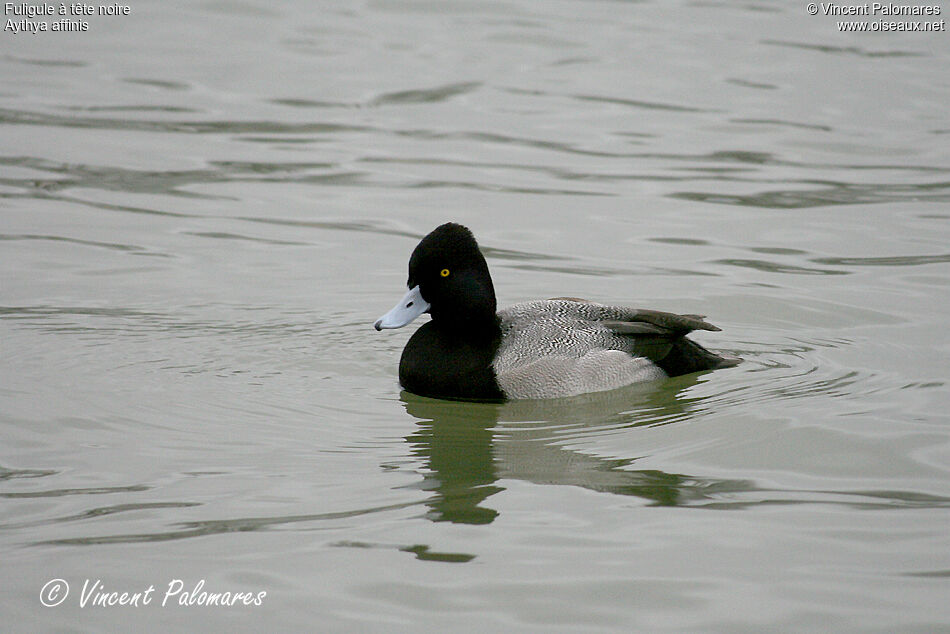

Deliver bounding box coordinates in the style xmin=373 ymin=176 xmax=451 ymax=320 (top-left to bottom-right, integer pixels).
xmin=492 ymin=299 xmax=668 ymax=399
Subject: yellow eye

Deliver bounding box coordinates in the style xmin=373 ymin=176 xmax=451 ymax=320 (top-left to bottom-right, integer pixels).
xmin=440 ymin=268 xmax=450 ymax=278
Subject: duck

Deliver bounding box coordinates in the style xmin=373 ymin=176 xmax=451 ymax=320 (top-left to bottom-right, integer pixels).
xmin=374 ymin=223 xmax=738 ymax=401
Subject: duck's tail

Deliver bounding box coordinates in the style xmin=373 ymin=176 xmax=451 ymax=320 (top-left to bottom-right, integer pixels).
xmin=652 ymin=337 xmax=740 ymax=378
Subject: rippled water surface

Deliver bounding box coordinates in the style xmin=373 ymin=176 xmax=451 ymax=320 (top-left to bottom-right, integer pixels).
xmin=3 ymin=1 xmax=950 ymax=631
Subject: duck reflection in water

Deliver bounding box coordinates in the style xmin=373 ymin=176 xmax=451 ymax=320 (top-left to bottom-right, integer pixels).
xmin=399 ymin=374 xmax=753 ymax=525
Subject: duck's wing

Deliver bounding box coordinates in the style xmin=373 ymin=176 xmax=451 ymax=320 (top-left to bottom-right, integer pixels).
xmin=548 ymin=298 xmax=721 ymax=334
xmin=547 ymin=298 xmax=738 ymax=375
xmin=602 ymin=310 xmax=720 ymax=334
xmin=494 ymin=299 xmax=738 ymax=397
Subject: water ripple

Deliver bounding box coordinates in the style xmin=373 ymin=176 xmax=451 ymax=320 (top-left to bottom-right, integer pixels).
xmin=368 ymin=81 xmax=482 ymax=106
xmin=812 ymin=254 xmax=950 ymax=267
xmin=0 ymin=107 xmax=370 ymax=135
xmin=712 ymin=258 xmax=848 ymax=275
xmin=33 ymin=500 xmax=424 ymax=546
xmin=673 ymin=180 xmax=950 ymax=209
xmin=569 ymin=93 xmax=716 ymax=114
xmin=0 ymin=465 xmax=58 ymax=481
xmin=0 ymin=502 xmax=201 ymax=531
xmin=761 ymin=39 xmax=925 ymax=58
xmin=1 ymin=484 xmax=149 ymax=499
xmin=0 ymin=234 xmax=168 ymax=256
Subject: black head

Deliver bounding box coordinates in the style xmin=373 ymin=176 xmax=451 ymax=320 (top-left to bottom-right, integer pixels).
xmin=408 ymin=223 xmax=497 ymax=327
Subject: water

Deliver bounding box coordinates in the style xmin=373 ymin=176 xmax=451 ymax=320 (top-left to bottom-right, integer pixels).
xmin=2 ymin=0 xmax=949 ymax=631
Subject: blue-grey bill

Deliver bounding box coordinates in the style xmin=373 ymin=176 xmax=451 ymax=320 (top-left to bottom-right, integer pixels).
xmin=374 ymin=285 xmax=430 ymax=330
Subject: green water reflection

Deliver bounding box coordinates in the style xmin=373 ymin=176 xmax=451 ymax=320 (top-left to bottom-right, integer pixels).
xmin=401 ymin=375 xmax=755 ymax=525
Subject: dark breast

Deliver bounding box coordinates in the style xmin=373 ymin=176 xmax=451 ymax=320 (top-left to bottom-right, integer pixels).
xmin=399 ymin=322 xmax=504 ymax=401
